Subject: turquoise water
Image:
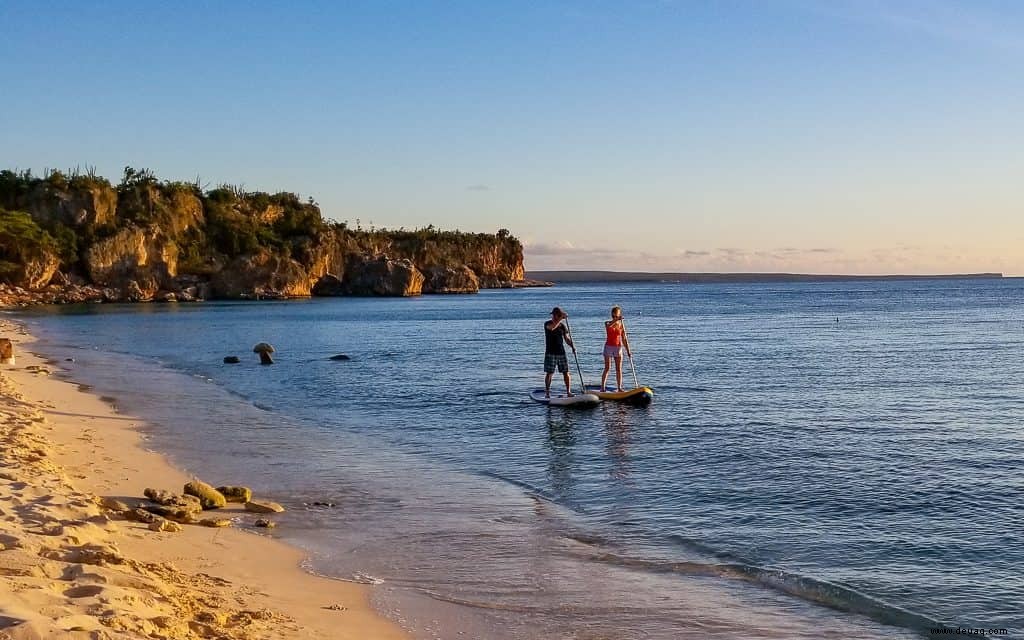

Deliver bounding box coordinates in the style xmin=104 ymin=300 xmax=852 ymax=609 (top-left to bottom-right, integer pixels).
xmin=19 ymin=279 xmax=1024 ymax=639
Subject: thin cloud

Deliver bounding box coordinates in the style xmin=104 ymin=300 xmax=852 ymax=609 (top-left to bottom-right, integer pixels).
xmin=525 ymin=242 xmax=630 ymax=260
xmin=801 ymin=0 xmax=1024 ymax=54
xmin=466 ymin=184 xmax=491 ymax=192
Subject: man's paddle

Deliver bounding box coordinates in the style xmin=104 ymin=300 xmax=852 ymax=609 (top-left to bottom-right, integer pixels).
xmin=563 ymin=317 xmax=588 ymax=395
xmin=621 ymin=319 xmax=640 ymax=389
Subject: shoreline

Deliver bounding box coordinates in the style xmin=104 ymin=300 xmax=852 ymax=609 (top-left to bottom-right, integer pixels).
xmin=0 ymin=317 xmax=407 ymax=639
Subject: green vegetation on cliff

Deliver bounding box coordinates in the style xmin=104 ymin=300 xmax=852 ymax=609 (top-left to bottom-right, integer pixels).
xmin=0 ymin=210 xmax=59 ymax=286
xmin=0 ymin=167 xmax=524 ymax=300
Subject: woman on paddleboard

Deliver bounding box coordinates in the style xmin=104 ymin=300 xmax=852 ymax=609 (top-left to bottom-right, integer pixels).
xmin=600 ymin=306 xmax=632 ymax=392
xmin=544 ymin=307 xmax=576 ymax=398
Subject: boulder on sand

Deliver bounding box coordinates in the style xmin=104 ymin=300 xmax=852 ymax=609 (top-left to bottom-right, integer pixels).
xmin=144 ymin=488 xmax=202 ymax=510
xmin=183 ymin=480 xmax=227 ymax=510
xmin=143 ymin=504 xmax=200 ymax=524
xmin=216 ymin=486 xmax=252 ymax=503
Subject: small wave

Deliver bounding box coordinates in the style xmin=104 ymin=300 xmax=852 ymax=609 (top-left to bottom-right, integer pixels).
xmin=476 ymin=470 xmax=587 ymax=514
xmin=299 ymin=559 xmax=385 ymax=585
xmin=350 ymin=572 xmax=385 ymax=585
xmin=577 ymin=549 xmax=942 ymax=633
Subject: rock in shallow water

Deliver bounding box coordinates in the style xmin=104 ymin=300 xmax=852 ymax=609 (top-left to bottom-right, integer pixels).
xmin=329 ymin=354 xmax=351 ymax=361
xmin=254 ymin=518 xmax=276 ymax=528
xmin=223 ymin=356 xmax=241 ymax=364
xmin=244 ymin=500 xmax=285 ymax=514
xmin=199 ymin=518 xmax=232 ymax=528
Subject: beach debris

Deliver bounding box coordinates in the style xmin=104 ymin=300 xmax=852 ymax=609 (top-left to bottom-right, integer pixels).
xmin=305 ymin=501 xmax=336 ymax=508
xmin=254 ymin=518 xmax=276 ymax=528
xmin=323 ymin=604 xmax=347 ymax=611
xmin=0 ymin=338 xmax=13 ymax=365
xmin=198 ymin=518 xmax=232 ymax=528
xmin=223 ymin=356 xmax=241 ymax=364
xmin=216 ymin=485 xmax=253 ymax=503
xmin=244 ymin=500 xmax=285 ymax=514
xmin=183 ymin=480 xmax=228 ymax=510
xmin=253 ymin=342 xmax=275 ymax=365
xmin=148 ymin=518 xmax=183 ymax=533
xmin=329 ymin=354 xmax=351 ymax=361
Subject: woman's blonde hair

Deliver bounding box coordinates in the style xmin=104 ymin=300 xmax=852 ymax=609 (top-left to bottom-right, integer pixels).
xmin=611 ymin=306 xmax=622 ymax=318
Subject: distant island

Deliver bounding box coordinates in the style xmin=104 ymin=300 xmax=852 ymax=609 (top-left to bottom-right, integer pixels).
xmin=527 ymin=270 xmax=1003 ymax=283
xmin=0 ymin=167 xmax=535 ymax=306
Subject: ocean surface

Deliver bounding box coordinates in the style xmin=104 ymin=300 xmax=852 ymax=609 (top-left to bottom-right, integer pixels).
xmin=14 ymin=278 xmax=1024 ymax=639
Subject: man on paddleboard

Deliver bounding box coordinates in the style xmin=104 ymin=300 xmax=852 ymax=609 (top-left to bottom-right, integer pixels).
xmin=544 ymin=307 xmax=576 ymax=398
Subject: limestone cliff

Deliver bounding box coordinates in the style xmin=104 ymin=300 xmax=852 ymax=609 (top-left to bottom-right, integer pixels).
xmin=0 ymin=168 xmax=527 ymax=303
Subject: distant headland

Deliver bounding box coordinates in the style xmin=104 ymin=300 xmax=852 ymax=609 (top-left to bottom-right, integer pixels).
xmin=0 ymin=167 xmax=541 ymax=307
xmin=526 ymin=270 xmax=1003 ymax=284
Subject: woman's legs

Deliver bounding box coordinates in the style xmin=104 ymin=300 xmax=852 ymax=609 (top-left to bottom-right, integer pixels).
xmin=600 ymin=355 xmax=612 ymax=391
xmin=614 ymin=355 xmax=624 ymax=391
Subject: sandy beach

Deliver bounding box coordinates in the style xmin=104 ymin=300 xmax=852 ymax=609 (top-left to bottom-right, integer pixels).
xmin=0 ymin=317 xmax=406 ymax=640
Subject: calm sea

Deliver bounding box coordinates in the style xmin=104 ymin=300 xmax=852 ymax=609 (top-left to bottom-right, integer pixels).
xmin=15 ymin=279 xmax=1024 ymax=639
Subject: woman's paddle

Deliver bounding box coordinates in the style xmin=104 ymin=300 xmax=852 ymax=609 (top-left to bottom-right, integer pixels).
xmin=563 ymin=317 xmax=588 ymax=395
xmin=621 ymin=319 xmax=641 ymax=389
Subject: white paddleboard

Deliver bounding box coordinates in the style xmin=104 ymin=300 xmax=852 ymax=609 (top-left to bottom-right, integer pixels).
xmin=530 ymin=389 xmax=600 ymax=406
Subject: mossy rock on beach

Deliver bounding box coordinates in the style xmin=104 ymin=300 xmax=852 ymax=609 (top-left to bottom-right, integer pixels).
xmin=183 ymin=480 xmax=227 ymax=510
xmin=216 ymin=485 xmax=252 ymax=503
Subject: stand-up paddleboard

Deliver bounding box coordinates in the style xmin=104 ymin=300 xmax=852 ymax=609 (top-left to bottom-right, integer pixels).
xmin=585 ymin=385 xmax=654 ymax=405
xmin=530 ymin=389 xmax=600 ymax=407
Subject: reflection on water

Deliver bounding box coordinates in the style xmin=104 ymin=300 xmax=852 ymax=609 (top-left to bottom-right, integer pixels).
xmin=546 ymin=411 xmax=579 ymax=499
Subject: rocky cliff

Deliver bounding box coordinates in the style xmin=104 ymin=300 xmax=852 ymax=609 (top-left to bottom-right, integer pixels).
xmin=0 ymin=168 xmax=528 ymax=304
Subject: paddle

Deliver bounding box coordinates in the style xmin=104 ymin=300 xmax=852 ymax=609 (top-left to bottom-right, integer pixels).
xmin=563 ymin=317 xmax=588 ymax=395
xmin=621 ymin=319 xmax=641 ymax=389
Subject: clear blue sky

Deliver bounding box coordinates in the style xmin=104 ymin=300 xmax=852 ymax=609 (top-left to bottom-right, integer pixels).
xmin=2 ymin=1 xmax=1022 ymax=274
